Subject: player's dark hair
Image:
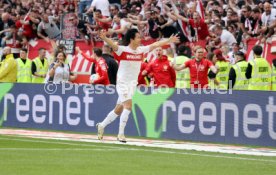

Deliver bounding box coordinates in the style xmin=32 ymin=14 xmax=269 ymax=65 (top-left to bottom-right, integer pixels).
xmin=93 ymin=48 xmax=103 ymax=57
xmin=124 ymin=28 xmax=139 ymax=46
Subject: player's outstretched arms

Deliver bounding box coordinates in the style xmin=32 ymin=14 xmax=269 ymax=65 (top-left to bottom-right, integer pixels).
xmin=149 ymin=34 xmax=180 ymax=52
xmin=99 ymin=30 xmax=119 ymax=52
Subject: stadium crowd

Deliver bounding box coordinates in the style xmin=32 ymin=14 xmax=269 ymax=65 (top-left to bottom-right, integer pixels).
xmin=0 ymin=0 xmax=276 ymax=91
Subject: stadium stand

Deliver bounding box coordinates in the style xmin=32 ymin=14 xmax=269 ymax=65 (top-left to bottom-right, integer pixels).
xmin=0 ymin=0 xmax=275 ymax=90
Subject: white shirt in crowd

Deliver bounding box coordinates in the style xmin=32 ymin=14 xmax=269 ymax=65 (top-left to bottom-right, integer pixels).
xmin=261 ymin=8 xmax=276 ymax=26
xmin=112 ymin=19 xmax=131 ymax=35
xmin=227 ymin=51 xmax=237 ymax=65
xmin=37 ymin=16 xmax=61 ymax=39
xmin=45 ymin=63 xmax=70 ymax=83
xmin=220 ymin=29 xmax=237 ymax=47
xmin=91 ymin=0 xmax=110 ymax=17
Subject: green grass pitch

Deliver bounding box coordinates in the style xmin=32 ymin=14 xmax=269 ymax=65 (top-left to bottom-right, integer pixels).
xmin=0 ymin=135 xmax=275 ymax=175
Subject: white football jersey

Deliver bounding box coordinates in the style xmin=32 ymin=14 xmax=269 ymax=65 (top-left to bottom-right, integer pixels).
xmin=115 ymin=45 xmax=150 ymax=84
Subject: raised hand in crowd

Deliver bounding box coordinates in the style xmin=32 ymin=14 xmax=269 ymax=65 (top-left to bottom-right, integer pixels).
xmin=168 ymin=34 xmax=180 ymax=44
xmin=75 ymin=47 xmax=82 ymax=54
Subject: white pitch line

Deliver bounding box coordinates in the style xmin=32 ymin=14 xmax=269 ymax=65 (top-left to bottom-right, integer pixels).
xmin=0 ymin=137 xmax=276 ymax=164
xmin=0 ymin=148 xmax=119 ymax=151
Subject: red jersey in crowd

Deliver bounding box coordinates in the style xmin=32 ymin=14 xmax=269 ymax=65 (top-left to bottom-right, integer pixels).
xmin=185 ymin=58 xmax=213 ymax=88
xmin=96 ymin=16 xmax=111 ymax=31
xmin=145 ymin=55 xmax=176 ymax=87
xmin=188 ymin=19 xmax=209 ymax=40
xmin=81 ymin=52 xmax=110 ymax=85
xmin=138 ymin=62 xmax=148 ymax=85
xmin=15 ymin=16 xmax=36 ymax=39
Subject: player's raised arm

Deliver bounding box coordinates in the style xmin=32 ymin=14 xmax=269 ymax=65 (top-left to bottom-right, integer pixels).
xmin=99 ymin=30 xmax=119 ymax=52
xmin=148 ymin=34 xmax=180 ymax=52
xmin=172 ymin=61 xmax=187 ymax=71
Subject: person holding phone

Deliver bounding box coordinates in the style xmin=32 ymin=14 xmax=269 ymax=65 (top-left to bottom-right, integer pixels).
xmin=45 ymin=51 xmax=76 ymax=83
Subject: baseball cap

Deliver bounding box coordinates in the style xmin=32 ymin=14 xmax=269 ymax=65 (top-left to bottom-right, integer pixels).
xmin=213 ymin=49 xmax=225 ymax=60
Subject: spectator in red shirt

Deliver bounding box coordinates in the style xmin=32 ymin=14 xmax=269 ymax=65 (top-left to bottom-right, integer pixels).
xmin=142 ymin=47 xmax=176 ymax=88
xmin=94 ymin=9 xmax=111 ymax=31
xmin=174 ymin=11 xmax=210 ymax=41
xmin=76 ymin=47 xmax=110 ymax=85
xmin=173 ymin=46 xmax=218 ymax=88
xmin=15 ymin=10 xmax=38 ymax=40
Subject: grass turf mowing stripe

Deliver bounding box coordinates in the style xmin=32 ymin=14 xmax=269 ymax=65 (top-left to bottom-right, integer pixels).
xmin=0 ymin=137 xmax=119 ymax=148
xmin=1 ymin=136 xmax=275 ymax=164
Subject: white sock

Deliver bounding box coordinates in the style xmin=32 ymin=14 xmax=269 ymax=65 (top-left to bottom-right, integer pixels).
xmin=118 ymin=109 xmax=131 ymax=136
xmin=101 ymin=110 xmax=118 ymax=128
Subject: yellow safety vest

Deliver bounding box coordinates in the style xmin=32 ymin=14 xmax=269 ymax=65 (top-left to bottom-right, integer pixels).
xmin=16 ymin=58 xmax=32 ymax=83
xmin=232 ymin=60 xmax=249 ymax=90
xmin=175 ymin=56 xmax=190 ymax=88
xmin=248 ymin=57 xmax=271 ymax=91
xmin=215 ymin=61 xmax=230 ymax=90
xmin=0 ymin=54 xmax=17 ymax=82
xmin=32 ymin=57 xmax=49 ymax=84
xmin=272 ymin=64 xmax=276 ymax=91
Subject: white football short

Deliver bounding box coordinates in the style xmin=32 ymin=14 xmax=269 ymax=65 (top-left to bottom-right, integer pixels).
xmin=116 ymin=81 xmax=137 ymax=104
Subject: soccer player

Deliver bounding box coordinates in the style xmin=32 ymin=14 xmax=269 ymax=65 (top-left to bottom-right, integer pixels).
xmin=76 ymin=47 xmax=110 ymax=85
xmin=97 ymin=28 xmax=179 ymax=142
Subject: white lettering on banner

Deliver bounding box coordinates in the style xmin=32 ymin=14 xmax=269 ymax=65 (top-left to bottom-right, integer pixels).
xmin=32 ymin=95 xmax=46 ymax=124
xmin=177 ymin=101 xmax=195 ymax=134
xmin=162 ymin=101 xmax=176 ymax=132
xmin=3 ymin=93 xmax=95 ymax=127
xmin=220 ymin=103 xmax=239 ymax=137
xmin=66 ymin=96 xmax=81 ymax=126
xmin=49 ymin=95 xmax=63 ymax=125
xmin=266 ymin=97 xmax=276 ymax=139
xmin=83 ymin=93 xmax=94 ymax=127
xmin=243 ymin=104 xmax=262 ymax=139
xmin=3 ymin=94 xmax=14 ymax=121
xmin=199 ymin=102 xmax=217 ymax=135
xmin=16 ymin=94 xmax=30 ymax=122
xmin=162 ymin=97 xmax=276 ymax=140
